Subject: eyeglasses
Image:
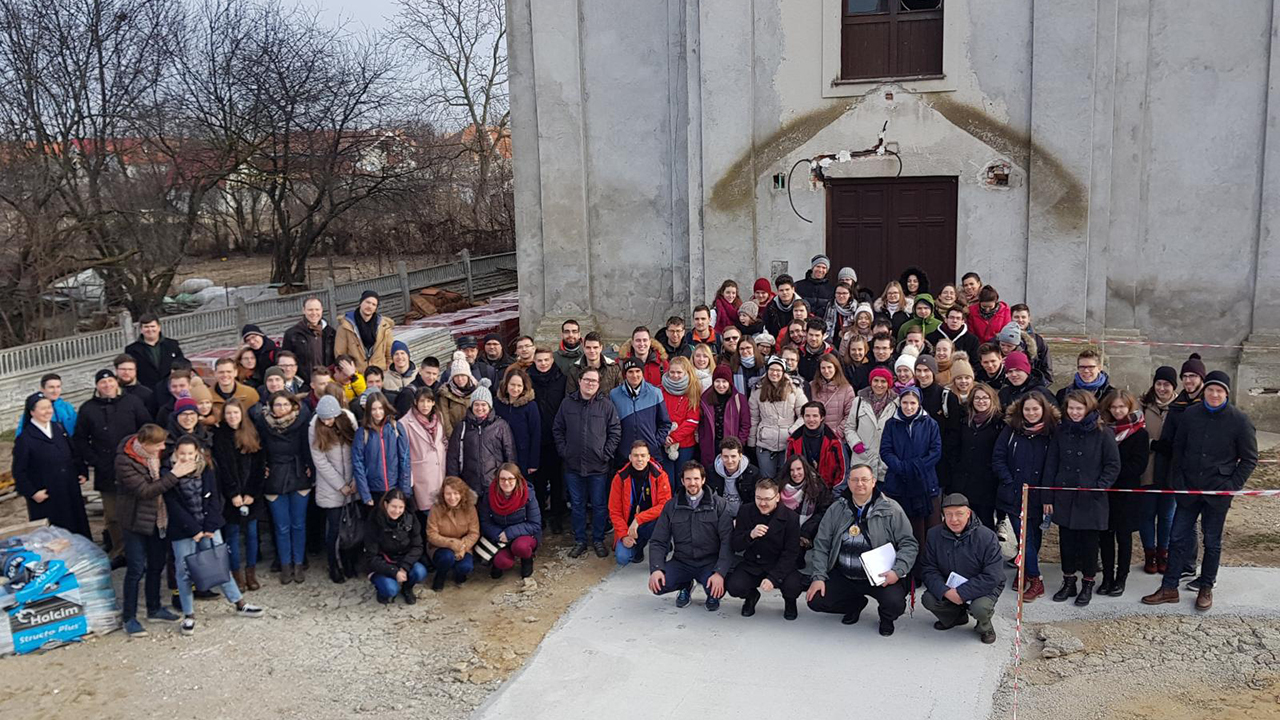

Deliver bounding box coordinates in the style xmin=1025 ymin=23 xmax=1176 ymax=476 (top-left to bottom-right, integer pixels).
xmin=1077 ymin=364 xmax=1099 ymax=371
xmin=580 ymin=378 xmax=599 ymax=384
xmin=755 ymin=495 xmax=779 ymax=503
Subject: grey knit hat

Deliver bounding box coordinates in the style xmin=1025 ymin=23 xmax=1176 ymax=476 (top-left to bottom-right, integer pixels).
xmin=810 ymin=254 xmax=831 ymax=270
xmin=316 ymin=395 xmax=342 ymax=420
xmin=837 ymin=267 xmax=857 ymax=284
xmin=995 ymin=322 xmax=1022 ymax=346
xmin=470 ymin=378 xmax=494 ymax=407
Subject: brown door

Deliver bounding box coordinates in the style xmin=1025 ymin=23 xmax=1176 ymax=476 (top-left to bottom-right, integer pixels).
xmin=826 ymin=176 xmax=957 ymax=296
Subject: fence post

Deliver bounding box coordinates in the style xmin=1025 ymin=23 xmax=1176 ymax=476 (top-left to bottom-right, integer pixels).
xmin=233 ymin=297 xmax=249 ymax=330
xmin=323 ymin=278 xmax=339 ymax=328
xmin=397 ymin=260 xmax=411 ymax=315
xmin=118 ymin=310 xmax=135 ymax=341
xmin=461 ymin=249 xmax=475 ymax=302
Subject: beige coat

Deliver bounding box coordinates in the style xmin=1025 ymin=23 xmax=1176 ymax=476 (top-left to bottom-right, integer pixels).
xmin=334 ymin=312 xmax=395 ymax=373
xmin=427 ymin=501 xmax=481 ymax=556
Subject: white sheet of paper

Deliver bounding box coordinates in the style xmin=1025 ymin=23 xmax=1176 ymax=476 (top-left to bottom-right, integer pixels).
xmin=860 ymin=543 xmax=897 ymax=586
xmin=946 ymin=572 xmax=968 ymax=589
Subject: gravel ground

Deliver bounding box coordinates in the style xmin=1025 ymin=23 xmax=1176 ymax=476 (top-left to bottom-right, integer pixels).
xmin=0 ymin=535 xmax=614 ymax=720
xmin=990 ymin=615 xmax=1280 ymax=720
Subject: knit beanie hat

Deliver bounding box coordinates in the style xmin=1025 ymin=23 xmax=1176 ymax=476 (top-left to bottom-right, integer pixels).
xmin=316 ymin=395 xmax=342 ymax=420
xmin=450 ymin=351 xmax=473 ymax=381
xmin=174 ymin=395 xmax=198 ymax=416
xmin=753 ymin=331 xmax=776 ymax=348
xmin=1180 ymin=353 xmax=1206 ymax=379
xmin=391 ymin=340 xmax=410 ymax=357
xmin=753 ymin=278 xmax=772 ymax=294
xmin=1004 ymin=351 xmax=1032 ymax=375
xmin=950 ymin=358 xmax=975 ymax=380
xmin=914 ymin=354 xmax=938 ymax=375
xmin=738 ymin=300 xmax=760 ymax=320
xmin=94 ymin=369 xmax=116 ymax=383
xmin=765 ymin=355 xmax=786 ymax=371
xmin=189 ymin=383 xmax=212 ymax=404
xmin=995 ymin=322 xmax=1022 ymax=346
xmin=899 ymin=344 xmax=921 ymax=359
xmin=241 ymin=324 xmax=265 ymax=341
xmin=360 ymin=290 xmax=380 ymax=303
xmin=712 ymin=364 xmax=733 ymax=384
xmin=810 ymin=254 xmax=830 ymax=270
xmin=838 ymin=267 xmax=857 ymax=284
xmin=264 ymin=366 xmax=286 ymax=382
xmin=470 ymin=378 xmax=494 ymax=407
xmin=894 ymin=354 xmax=916 ymax=372
xmin=1204 ymin=370 xmax=1231 ymax=393
xmin=482 ymin=332 xmax=502 ymax=346
xmin=868 ymin=367 xmax=894 ymax=385
xmin=1154 ymin=365 xmax=1178 ymax=386
xmin=853 ymin=302 xmax=874 ymax=320
xmin=621 ymin=357 xmax=644 ymax=373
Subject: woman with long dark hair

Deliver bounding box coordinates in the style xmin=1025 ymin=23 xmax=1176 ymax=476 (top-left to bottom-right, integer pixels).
xmin=213 ymin=399 xmax=265 ymax=591
xmin=364 ymin=488 xmax=427 ymax=604
xmin=777 ymin=455 xmax=832 ymax=554
xmin=251 ymin=390 xmax=314 ymax=584
xmin=711 ymin=279 xmax=742 ymax=334
xmin=310 ymin=395 xmax=359 ymax=583
xmin=992 ymin=393 xmax=1060 ymax=602
xmin=947 ymin=383 xmax=1004 ymax=530
xmin=1098 ymin=389 xmax=1149 ymax=598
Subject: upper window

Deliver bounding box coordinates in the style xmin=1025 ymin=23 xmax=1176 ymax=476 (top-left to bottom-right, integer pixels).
xmin=840 ymin=0 xmax=943 ymax=82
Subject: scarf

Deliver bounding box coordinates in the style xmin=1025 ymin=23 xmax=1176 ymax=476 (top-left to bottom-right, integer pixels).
xmin=125 ymin=436 xmax=168 ymax=533
xmin=713 ymin=296 xmax=740 ymax=332
xmin=1111 ymin=411 xmax=1146 ymax=442
xmin=662 ymin=373 xmax=690 ymax=396
xmin=694 ymin=368 xmax=712 ymax=391
xmin=1073 ymin=371 xmax=1110 ymax=392
xmin=489 ymin=479 xmax=529 ymax=516
xmin=968 ymin=407 xmax=993 ymax=427
xmin=625 ymin=465 xmax=657 ymax=523
xmin=558 ymin=340 xmax=583 ymax=362
xmin=353 ymin=311 xmax=379 ymax=355
xmin=859 ymin=386 xmax=894 ymax=416
xmin=772 ymin=295 xmax=795 ymax=313
xmin=264 ymin=408 xmax=299 ymax=433
xmin=801 ymin=425 xmax=824 ymax=464
xmin=780 ymin=483 xmax=804 ymax=512
xmin=413 ymin=409 xmax=440 ymax=437
xmin=1205 ymin=398 xmax=1228 ymax=414
xmin=894 ymin=377 xmax=917 ymax=396
xmin=978 ymin=304 xmax=1000 ymax=320
xmin=1022 ymin=420 xmax=1046 ymax=436
xmin=447 ymin=376 xmax=476 ymax=400
xmin=739 ymin=354 xmax=756 ymax=369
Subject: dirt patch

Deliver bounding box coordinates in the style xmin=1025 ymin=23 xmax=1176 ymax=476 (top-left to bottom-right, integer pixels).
xmin=992 ymin=615 xmax=1280 ymax=720
xmin=0 ymin=532 xmax=614 ymax=720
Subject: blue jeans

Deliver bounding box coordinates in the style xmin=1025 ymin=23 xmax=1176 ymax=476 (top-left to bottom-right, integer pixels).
xmin=372 ymin=562 xmax=428 ymax=599
xmin=565 ymin=470 xmax=609 ymax=544
xmin=614 ymin=522 xmax=656 ymax=567
xmin=223 ymin=519 xmax=259 ymax=570
xmin=1162 ymin=496 xmax=1230 ymax=589
xmin=1139 ymin=493 xmax=1177 ymax=550
xmin=1008 ymin=511 xmax=1042 ymax=578
xmin=172 ymin=531 xmax=243 ymax=616
xmin=654 ymin=560 xmax=716 ymax=596
xmin=268 ymin=492 xmax=309 ymax=565
xmin=122 ymin=528 xmax=168 ymax=621
xmin=432 ymin=549 xmax=475 ymax=580
xmin=661 ymin=447 xmax=696 ymax=495
xmin=755 ymin=449 xmax=784 ymax=481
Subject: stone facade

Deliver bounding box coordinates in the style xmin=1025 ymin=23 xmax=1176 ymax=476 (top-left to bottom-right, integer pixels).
xmin=509 ymin=0 xmax=1280 ymax=425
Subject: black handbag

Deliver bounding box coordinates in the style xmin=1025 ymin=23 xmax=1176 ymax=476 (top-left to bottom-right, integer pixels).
xmin=184 ymin=540 xmax=232 ymax=592
xmin=337 ymin=501 xmax=364 ymax=550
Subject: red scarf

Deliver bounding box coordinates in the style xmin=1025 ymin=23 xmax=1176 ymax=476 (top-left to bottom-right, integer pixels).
xmin=489 ymin=479 xmax=528 ymax=516
xmin=1111 ymin=411 xmax=1146 ymax=443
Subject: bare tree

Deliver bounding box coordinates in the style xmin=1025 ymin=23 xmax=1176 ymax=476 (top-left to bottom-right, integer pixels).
xmin=393 ymin=0 xmax=510 ymax=231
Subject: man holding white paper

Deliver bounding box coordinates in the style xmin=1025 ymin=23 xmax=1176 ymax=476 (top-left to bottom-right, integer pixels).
xmin=921 ymin=494 xmax=1005 ymax=644
xmin=804 ymin=464 xmax=917 ymax=636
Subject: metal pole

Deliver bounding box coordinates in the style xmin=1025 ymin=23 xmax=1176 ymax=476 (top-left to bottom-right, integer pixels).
xmin=323 ymin=277 xmax=339 ymax=328
xmin=397 ymin=260 xmax=411 ymax=316
xmin=461 ymin=249 xmax=475 ymax=302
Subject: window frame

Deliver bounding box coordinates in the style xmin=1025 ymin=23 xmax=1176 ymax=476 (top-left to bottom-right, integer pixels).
xmin=821 ymin=0 xmax=959 ymax=98
xmin=840 ymin=0 xmax=944 ymax=83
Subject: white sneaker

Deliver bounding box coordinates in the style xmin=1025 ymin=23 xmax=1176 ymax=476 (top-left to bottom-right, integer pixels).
xmin=180 ymin=617 xmax=196 ymax=636
xmin=235 ymin=602 xmax=264 ymax=618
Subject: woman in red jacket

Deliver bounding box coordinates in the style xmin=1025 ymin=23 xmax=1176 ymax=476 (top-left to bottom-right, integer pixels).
xmin=608 ymin=441 xmax=673 ymax=565
xmin=966 ymin=285 xmax=1012 ymax=343
xmin=660 ymin=356 xmax=702 ymax=487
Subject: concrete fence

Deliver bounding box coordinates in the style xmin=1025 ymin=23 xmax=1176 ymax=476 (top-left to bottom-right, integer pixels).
xmin=0 ymin=250 xmax=517 ymax=432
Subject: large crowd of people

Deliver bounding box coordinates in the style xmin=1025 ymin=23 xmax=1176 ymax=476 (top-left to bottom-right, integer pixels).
xmin=8 ymin=258 xmax=1260 ymax=644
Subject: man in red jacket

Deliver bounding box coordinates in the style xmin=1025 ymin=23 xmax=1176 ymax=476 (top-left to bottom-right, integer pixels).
xmin=786 ymin=402 xmax=847 ymax=488
xmin=966 ymin=285 xmax=1012 ymax=343
xmin=608 ymin=442 xmax=673 ymax=566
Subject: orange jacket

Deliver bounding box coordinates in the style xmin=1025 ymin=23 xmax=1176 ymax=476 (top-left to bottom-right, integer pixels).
xmin=608 ymin=461 xmax=673 ymax=544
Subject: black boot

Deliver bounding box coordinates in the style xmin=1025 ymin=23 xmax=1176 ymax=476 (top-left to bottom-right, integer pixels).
xmin=1105 ymin=573 xmax=1126 ymax=597
xmin=1074 ymin=578 xmax=1095 ymax=607
xmin=1097 ymin=570 xmax=1115 ymax=597
xmin=1052 ymin=576 xmax=1078 ymax=602
xmin=520 ymin=557 xmax=534 ymax=579
xmin=431 ymin=572 xmax=447 ymax=592
xmin=741 ymin=590 xmax=760 ymax=618
xmin=550 ymin=515 xmax=564 ymax=535
xmin=491 ymin=565 xmax=503 ymax=580
xmin=783 ymin=598 xmax=798 ymax=621
xmin=402 ymin=582 xmax=418 ymax=605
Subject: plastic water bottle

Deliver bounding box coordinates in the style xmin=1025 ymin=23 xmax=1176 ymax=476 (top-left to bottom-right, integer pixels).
xmin=1040 ymin=512 xmax=1052 ymax=531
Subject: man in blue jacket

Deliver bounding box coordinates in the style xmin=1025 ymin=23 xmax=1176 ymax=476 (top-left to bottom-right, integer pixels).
xmin=921 ymin=494 xmax=1004 ymax=644
xmin=609 ymin=358 xmax=672 ymax=468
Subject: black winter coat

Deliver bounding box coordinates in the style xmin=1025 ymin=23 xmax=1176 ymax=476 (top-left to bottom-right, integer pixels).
xmin=552 ymin=392 xmax=622 ymax=476
xmin=125 ymin=336 xmax=186 ymax=390
xmin=947 ymin=417 xmax=1005 ymax=511
xmin=1170 ymin=402 xmax=1258 ymax=503
xmin=121 ymin=383 xmax=157 ymax=419
xmin=163 ymin=466 xmax=224 ymax=540
xmin=998 ymin=379 xmax=1055 ymax=409
xmin=446 ymin=412 xmax=518 ymax=494
xmin=918 ymin=383 xmax=961 ymax=487
xmin=706 ymin=462 xmax=760 ymax=505
xmin=528 ymin=364 xmax=567 ymax=450
xmin=12 ymin=422 xmax=90 ymax=538
xmin=1044 ymin=414 xmax=1120 ymax=531
xmin=282 ymin=318 xmax=336 ymax=381
xmin=732 ymin=502 xmax=801 ymax=585
xmin=74 ymin=392 xmax=152 ymax=492
xmin=990 ymin=426 xmax=1052 ymax=516
xmin=921 ymin=515 xmax=1005 ymax=602
xmin=250 ymin=405 xmax=315 ymax=495
xmin=649 ymin=491 xmax=734 ymax=576
xmin=212 ymin=423 xmax=266 ymax=524
xmin=1107 ymin=428 xmax=1149 ymax=533
xmin=365 ymin=511 xmax=424 ymax=577
xmin=795 ymin=271 xmax=835 ymax=318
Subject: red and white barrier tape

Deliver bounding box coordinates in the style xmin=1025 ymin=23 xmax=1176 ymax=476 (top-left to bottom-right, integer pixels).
xmin=1010 ymin=484 xmax=1278 ymax=720
xmin=1041 ymin=336 xmax=1280 ymax=351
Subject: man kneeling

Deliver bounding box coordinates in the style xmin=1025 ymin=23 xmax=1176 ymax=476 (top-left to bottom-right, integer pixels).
xmin=727 ymin=478 xmax=806 ymax=620
xmin=805 ymin=464 xmax=917 ymax=636
xmin=648 ymin=461 xmax=733 ymax=611
xmin=921 ymin=494 xmax=1004 ymax=644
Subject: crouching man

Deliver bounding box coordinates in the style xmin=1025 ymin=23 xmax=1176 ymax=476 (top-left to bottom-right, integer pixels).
xmin=648 ymin=461 xmax=733 ymax=612
xmin=921 ymin=493 xmax=1004 ymax=644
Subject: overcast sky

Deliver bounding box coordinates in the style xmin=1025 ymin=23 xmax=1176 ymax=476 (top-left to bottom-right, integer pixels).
xmin=312 ymin=0 xmax=401 ymax=32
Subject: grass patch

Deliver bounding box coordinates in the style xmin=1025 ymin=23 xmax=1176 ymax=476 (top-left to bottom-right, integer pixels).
xmin=1247 ymin=450 xmax=1280 ymax=489
xmin=0 ymin=429 xmax=12 ymax=442
xmin=1235 ymin=532 xmax=1280 ymax=549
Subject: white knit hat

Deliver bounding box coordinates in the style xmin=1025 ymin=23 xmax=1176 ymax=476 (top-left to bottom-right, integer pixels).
xmin=894 ymin=354 xmax=917 ymax=371
xmin=450 ymin=350 xmax=472 ymax=381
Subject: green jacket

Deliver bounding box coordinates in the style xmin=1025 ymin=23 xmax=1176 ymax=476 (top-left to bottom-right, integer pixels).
xmin=805 ymin=489 xmax=918 ymax=583
xmin=897 ymin=294 xmax=941 ymax=341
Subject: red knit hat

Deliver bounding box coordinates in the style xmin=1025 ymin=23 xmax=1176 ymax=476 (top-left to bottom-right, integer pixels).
xmin=869 ymin=367 xmax=893 ymax=385
xmin=1005 ymin=351 xmax=1032 ymax=375
xmin=753 ymin=278 xmax=772 ymax=294
xmin=712 ymin=364 xmax=733 ymax=384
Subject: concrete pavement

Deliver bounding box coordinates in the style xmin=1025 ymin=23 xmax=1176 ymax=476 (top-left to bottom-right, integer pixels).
xmin=474 ymin=563 xmax=1280 ymax=720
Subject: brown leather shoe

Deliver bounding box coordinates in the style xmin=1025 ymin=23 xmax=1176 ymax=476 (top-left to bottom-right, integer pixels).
xmin=1141 ymin=587 xmax=1180 ymax=605
xmin=1195 ymin=586 xmax=1213 ymax=611
xmin=232 ymin=569 xmax=245 ymax=589
xmin=245 ymin=567 xmax=260 ymax=591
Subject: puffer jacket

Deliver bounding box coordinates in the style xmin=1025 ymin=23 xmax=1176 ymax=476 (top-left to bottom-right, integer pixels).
xmin=114 ymin=435 xmax=182 ymax=535
xmin=611 ymin=380 xmax=673 ymax=466
xmin=250 ymin=404 xmax=314 ymax=495
xmin=648 ymin=490 xmax=734 ymax=577
xmin=308 ymin=413 xmax=357 ymax=510
xmin=353 ymin=421 xmax=413 ymax=503
xmin=805 ymin=488 xmax=917 ymax=582
xmin=749 ymin=384 xmax=807 ymax=452
xmin=990 ymin=424 xmax=1052 ymax=516
xmin=1045 ymin=413 xmax=1121 ymax=530
xmin=447 ymin=411 xmax=518 ymax=493
xmin=662 ymin=389 xmax=700 ymax=449
xmin=809 ymin=378 xmax=855 ymax=437
xmin=966 ymin=301 xmax=1012 ymax=343
xmin=921 ymin=514 xmax=1005 ymax=602
xmin=365 ymin=510 xmax=423 ymax=577
xmin=163 ymin=464 xmax=224 ymax=540
xmin=785 ymin=425 xmax=847 ymax=489
xmin=843 ymin=393 xmax=898 ymax=480
xmin=618 ymin=343 xmax=669 ymax=388
xmin=879 ymin=407 xmax=943 ymax=518
xmin=494 ymin=385 xmax=542 ymax=474
xmin=478 ymin=487 xmax=543 ymax=543
xmin=553 ymin=391 xmax=622 ymax=476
